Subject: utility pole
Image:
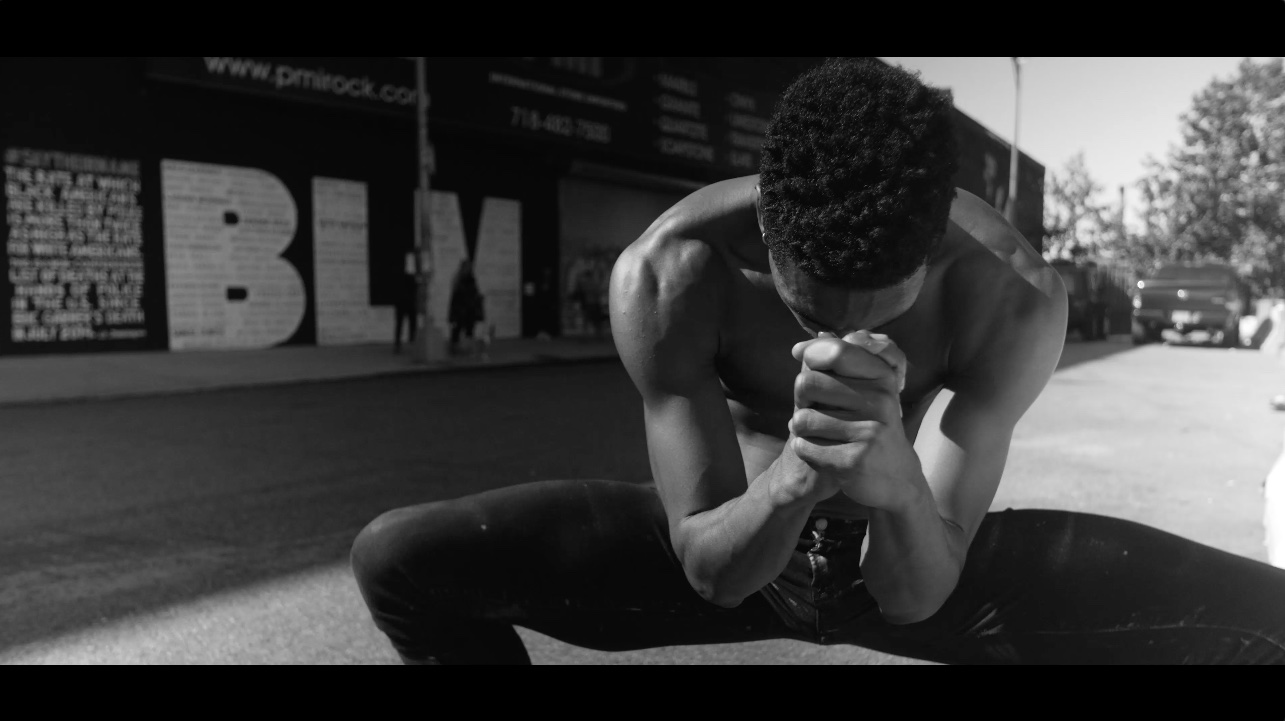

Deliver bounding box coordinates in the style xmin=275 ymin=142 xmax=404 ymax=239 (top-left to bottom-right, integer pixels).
xmin=411 ymin=56 xmax=446 ymax=363
xmin=1119 ymin=185 xmax=1127 ymax=247
xmin=1006 ymin=57 xmax=1022 ymax=227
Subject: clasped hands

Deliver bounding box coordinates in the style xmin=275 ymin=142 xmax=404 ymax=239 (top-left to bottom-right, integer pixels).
xmin=784 ymin=330 xmax=921 ymax=511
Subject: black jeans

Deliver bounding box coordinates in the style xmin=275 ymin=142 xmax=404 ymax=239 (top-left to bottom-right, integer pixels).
xmin=393 ymin=306 xmax=416 ymax=350
xmin=350 ymin=479 xmax=1285 ymax=664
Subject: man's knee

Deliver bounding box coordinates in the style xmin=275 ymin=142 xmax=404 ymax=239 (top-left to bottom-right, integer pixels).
xmin=351 ymin=508 xmax=405 ymax=595
xmin=350 ymin=503 xmax=459 ymax=602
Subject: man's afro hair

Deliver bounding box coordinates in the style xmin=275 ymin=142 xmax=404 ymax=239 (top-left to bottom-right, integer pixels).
xmin=759 ymin=57 xmax=959 ymax=289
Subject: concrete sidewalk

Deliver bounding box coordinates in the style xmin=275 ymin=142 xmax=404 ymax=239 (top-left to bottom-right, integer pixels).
xmin=0 ymin=336 xmax=620 ymax=407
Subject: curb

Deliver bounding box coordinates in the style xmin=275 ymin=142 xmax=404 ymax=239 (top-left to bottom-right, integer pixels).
xmin=0 ymin=351 xmax=622 ymax=410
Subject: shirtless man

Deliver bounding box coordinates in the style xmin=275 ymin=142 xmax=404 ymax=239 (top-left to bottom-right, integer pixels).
xmin=351 ymin=58 xmax=1285 ymax=664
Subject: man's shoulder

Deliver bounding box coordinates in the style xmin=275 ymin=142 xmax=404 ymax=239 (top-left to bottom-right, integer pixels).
xmin=610 ymin=218 xmax=732 ymax=319
xmin=611 ymin=172 xmax=758 ymax=294
xmin=937 ymin=195 xmax=1067 ymax=383
xmin=941 ymin=188 xmax=1065 ymax=313
xmin=942 ymin=244 xmax=1064 ymax=323
xmin=609 ymin=221 xmax=733 ymax=391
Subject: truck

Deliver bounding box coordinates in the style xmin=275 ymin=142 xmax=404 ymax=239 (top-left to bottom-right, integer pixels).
xmin=1130 ymin=262 xmax=1251 ymax=347
xmin=1050 ymin=258 xmax=1116 ymax=341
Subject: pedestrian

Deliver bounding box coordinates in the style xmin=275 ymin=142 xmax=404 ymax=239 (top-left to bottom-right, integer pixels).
xmin=1266 ymin=428 xmax=1285 ymax=569
xmin=532 ymin=267 xmax=557 ymax=340
xmin=392 ymin=261 xmax=418 ymax=354
xmin=352 ymin=58 xmax=1285 ymax=664
xmin=1263 ymin=302 xmax=1285 ymax=410
xmin=572 ymin=262 xmax=609 ymax=338
xmin=448 ymin=258 xmax=483 ymax=356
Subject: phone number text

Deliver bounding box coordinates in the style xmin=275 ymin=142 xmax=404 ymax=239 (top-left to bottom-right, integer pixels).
xmin=510 ymin=106 xmax=612 ymax=144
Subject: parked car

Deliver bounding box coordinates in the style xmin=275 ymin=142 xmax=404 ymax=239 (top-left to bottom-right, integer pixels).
xmin=1131 ymin=262 xmax=1251 ymax=347
xmin=1051 ymin=259 xmax=1110 ymax=340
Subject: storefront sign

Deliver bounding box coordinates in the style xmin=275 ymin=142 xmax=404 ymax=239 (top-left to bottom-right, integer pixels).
xmin=426 ymin=57 xmax=786 ymax=178
xmin=147 ymin=57 xmax=805 ymax=177
xmin=146 ymin=57 xmax=418 ymax=117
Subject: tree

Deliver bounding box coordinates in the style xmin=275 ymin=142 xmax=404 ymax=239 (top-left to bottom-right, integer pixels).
xmin=1138 ymin=58 xmax=1285 ymax=296
xmin=1107 ymin=156 xmax=1192 ymax=277
xmin=1042 ymin=152 xmax=1112 ymax=260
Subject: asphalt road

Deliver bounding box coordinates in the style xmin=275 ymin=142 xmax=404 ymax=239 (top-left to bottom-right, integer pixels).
xmin=2 ymin=338 xmax=1283 ymax=664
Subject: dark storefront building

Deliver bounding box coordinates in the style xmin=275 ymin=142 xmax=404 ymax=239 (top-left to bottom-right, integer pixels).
xmin=0 ymin=57 xmax=1043 ymax=357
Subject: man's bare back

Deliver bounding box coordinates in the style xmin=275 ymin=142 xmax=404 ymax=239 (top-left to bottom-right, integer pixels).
xmin=612 ymin=174 xmax=1065 ymax=522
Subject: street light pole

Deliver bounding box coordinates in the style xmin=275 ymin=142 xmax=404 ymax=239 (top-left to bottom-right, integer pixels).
xmin=1119 ymin=184 xmax=1127 ymax=247
xmin=1006 ymin=57 xmax=1022 ymax=227
xmin=411 ymin=56 xmax=445 ymax=363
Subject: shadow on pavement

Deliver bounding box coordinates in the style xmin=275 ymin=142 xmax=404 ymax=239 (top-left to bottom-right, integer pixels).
xmin=1055 ymin=337 xmax=1144 ymax=372
xmin=0 ymin=361 xmax=651 ymax=654
xmin=1058 ymin=333 xmax=1263 ymax=372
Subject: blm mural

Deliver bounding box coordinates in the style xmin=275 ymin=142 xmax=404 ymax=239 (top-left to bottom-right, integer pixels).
xmin=157 ymin=160 xmax=521 ymax=351
xmin=312 ymin=177 xmax=393 ymax=345
xmin=1 ymin=148 xmax=523 ymax=355
xmin=161 ymin=159 xmax=308 ymax=350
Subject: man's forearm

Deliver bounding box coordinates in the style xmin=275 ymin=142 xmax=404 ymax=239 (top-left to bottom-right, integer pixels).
xmin=861 ymin=477 xmax=966 ymax=624
xmin=674 ymin=452 xmax=818 ymax=608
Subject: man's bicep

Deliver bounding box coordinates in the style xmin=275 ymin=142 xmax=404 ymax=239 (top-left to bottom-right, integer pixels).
xmin=918 ymin=317 xmax=1063 ymax=548
xmin=916 ymin=392 xmax=1020 ymax=548
xmin=641 ymin=385 xmax=751 ymax=526
xmin=609 ymin=244 xmax=747 ymax=528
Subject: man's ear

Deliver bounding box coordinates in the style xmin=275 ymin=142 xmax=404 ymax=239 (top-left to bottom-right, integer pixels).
xmin=754 ymin=184 xmax=767 ymax=241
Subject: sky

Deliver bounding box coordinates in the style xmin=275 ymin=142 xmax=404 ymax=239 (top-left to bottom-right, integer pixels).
xmin=879 ymin=57 xmax=1279 ymax=233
